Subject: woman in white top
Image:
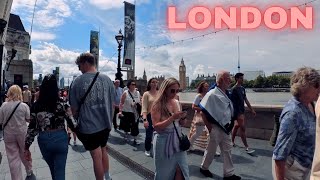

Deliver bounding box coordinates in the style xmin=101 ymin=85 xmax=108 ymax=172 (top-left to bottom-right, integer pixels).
xmin=0 ymin=85 xmax=34 ymax=179
xmin=119 ymin=80 xmax=141 ymax=144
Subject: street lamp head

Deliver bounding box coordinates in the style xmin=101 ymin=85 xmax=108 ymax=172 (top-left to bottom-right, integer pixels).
xmin=115 ymin=29 xmax=124 ymax=45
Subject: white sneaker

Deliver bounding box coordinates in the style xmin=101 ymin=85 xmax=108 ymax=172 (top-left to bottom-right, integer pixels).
xmin=215 ymin=151 xmax=221 ymax=156
xmin=246 ymin=148 xmax=255 ymax=154
xmin=145 ymin=151 xmax=151 ymax=157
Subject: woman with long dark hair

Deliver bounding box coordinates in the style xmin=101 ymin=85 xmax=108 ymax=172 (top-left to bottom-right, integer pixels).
xmin=24 ymin=74 xmax=72 ymax=180
xmin=141 ymin=78 xmax=158 ymax=156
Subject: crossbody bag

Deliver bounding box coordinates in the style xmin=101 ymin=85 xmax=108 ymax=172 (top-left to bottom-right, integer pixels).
xmin=2 ymin=102 xmax=21 ymax=136
xmin=67 ymin=72 xmax=99 ymax=132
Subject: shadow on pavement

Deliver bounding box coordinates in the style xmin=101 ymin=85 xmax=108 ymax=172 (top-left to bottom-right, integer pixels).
xmin=108 ymin=134 xmax=128 ymax=145
xmin=214 ymin=154 xmax=255 ymax=164
xmin=71 ymin=144 xmax=86 ymax=153
xmin=239 ymin=173 xmax=269 ymax=180
xmin=250 ymin=148 xmax=273 ymax=158
xmin=189 ymin=164 xmax=222 ymax=179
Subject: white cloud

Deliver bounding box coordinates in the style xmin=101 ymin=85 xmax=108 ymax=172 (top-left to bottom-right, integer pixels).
xmin=34 ymin=0 xmax=71 ymax=29
xmin=30 ymin=42 xmax=117 ymax=82
xmin=11 ymin=0 xmax=34 ymax=11
xmin=88 ymin=0 xmax=150 ymax=10
xmin=192 ymin=64 xmax=205 ymax=77
xmin=31 ymin=32 xmax=56 ymax=41
xmin=12 ymin=0 xmax=73 ymax=29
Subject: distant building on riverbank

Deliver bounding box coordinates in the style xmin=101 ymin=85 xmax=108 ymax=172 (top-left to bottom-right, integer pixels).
xmin=272 ymin=71 xmax=293 ymax=78
xmin=190 ymin=74 xmax=216 ymax=88
xmin=243 ymin=70 xmax=265 ymax=81
xmin=186 ymin=76 xmax=189 ymax=88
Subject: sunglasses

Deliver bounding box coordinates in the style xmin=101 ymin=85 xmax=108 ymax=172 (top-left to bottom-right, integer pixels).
xmin=131 ymin=83 xmax=136 ymax=86
xmin=170 ymin=89 xmax=179 ymax=94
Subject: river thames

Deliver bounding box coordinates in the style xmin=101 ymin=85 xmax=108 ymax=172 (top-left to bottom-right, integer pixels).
xmin=179 ymin=91 xmax=292 ymax=105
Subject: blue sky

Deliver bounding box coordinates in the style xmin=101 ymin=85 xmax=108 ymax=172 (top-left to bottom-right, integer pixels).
xmin=10 ymin=0 xmax=320 ymax=83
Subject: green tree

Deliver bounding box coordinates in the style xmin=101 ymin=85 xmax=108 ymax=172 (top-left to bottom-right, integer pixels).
xmin=254 ymin=75 xmax=265 ymax=88
xmin=279 ymin=76 xmax=290 ymax=87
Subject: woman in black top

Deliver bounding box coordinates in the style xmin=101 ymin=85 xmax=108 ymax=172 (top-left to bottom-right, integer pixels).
xmin=24 ymin=74 xmax=73 ymax=180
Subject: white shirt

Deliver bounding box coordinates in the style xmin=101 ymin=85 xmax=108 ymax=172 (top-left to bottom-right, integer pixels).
xmin=122 ymin=90 xmax=141 ymax=112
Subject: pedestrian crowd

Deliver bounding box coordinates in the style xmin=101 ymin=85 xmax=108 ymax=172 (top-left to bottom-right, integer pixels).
xmin=0 ymin=52 xmax=320 ymax=180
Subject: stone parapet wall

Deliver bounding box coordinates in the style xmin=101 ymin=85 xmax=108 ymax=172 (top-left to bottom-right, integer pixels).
xmin=180 ymin=101 xmax=282 ymax=140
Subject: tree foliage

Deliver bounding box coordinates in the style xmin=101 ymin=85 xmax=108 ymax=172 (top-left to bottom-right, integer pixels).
xmin=243 ymin=75 xmax=290 ymax=88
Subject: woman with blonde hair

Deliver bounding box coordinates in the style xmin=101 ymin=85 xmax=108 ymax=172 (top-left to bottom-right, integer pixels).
xmin=273 ymin=67 xmax=320 ymax=180
xmin=151 ymin=77 xmax=189 ymax=180
xmin=0 ymin=85 xmax=34 ymax=179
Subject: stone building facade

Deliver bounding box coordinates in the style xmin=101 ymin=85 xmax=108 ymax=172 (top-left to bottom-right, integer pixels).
xmin=191 ymin=74 xmax=216 ymax=88
xmin=5 ymin=14 xmax=33 ymax=88
xmin=0 ymin=0 xmax=13 ymax=101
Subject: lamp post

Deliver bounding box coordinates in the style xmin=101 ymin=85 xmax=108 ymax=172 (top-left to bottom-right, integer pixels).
xmin=115 ymin=29 xmax=124 ymax=88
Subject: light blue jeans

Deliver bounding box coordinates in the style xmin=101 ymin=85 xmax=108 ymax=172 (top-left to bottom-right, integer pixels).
xmin=38 ymin=129 xmax=68 ymax=180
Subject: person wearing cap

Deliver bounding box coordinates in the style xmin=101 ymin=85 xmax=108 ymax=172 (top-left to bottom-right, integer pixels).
xmin=22 ymin=85 xmax=32 ymax=106
xmin=113 ymin=80 xmax=123 ymax=130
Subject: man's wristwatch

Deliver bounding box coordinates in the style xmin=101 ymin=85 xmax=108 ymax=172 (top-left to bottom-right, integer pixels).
xmin=143 ymin=118 xmax=147 ymax=122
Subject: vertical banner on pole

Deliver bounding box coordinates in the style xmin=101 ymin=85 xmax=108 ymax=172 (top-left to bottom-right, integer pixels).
xmin=123 ymin=1 xmax=135 ymax=79
xmin=90 ymin=31 xmax=99 ymax=70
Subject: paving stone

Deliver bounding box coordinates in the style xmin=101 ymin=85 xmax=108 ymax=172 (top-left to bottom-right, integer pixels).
xmin=0 ymin=122 xmax=275 ymax=180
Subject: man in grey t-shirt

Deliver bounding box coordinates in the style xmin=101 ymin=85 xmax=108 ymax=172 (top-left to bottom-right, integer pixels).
xmin=69 ymin=53 xmax=115 ymax=180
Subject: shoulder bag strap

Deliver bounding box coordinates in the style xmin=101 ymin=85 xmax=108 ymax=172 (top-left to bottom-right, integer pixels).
xmin=166 ymin=103 xmax=182 ymax=141
xmin=127 ymin=91 xmax=135 ymax=103
xmin=2 ymin=102 xmax=21 ymax=130
xmin=78 ymin=72 xmax=100 ymax=112
xmin=172 ymin=121 xmax=182 ymax=141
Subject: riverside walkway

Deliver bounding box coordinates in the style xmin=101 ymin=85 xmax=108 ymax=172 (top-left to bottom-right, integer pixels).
xmin=0 ymin=123 xmax=274 ymax=180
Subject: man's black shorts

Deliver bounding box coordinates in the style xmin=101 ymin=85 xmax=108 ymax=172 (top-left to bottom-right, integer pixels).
xmin=77 ymin=128 xmax=111 ymax=151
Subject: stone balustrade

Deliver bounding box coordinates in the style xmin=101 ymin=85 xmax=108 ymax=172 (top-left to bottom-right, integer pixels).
xmin=180 ymin=101 xmax=282 ymax=141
